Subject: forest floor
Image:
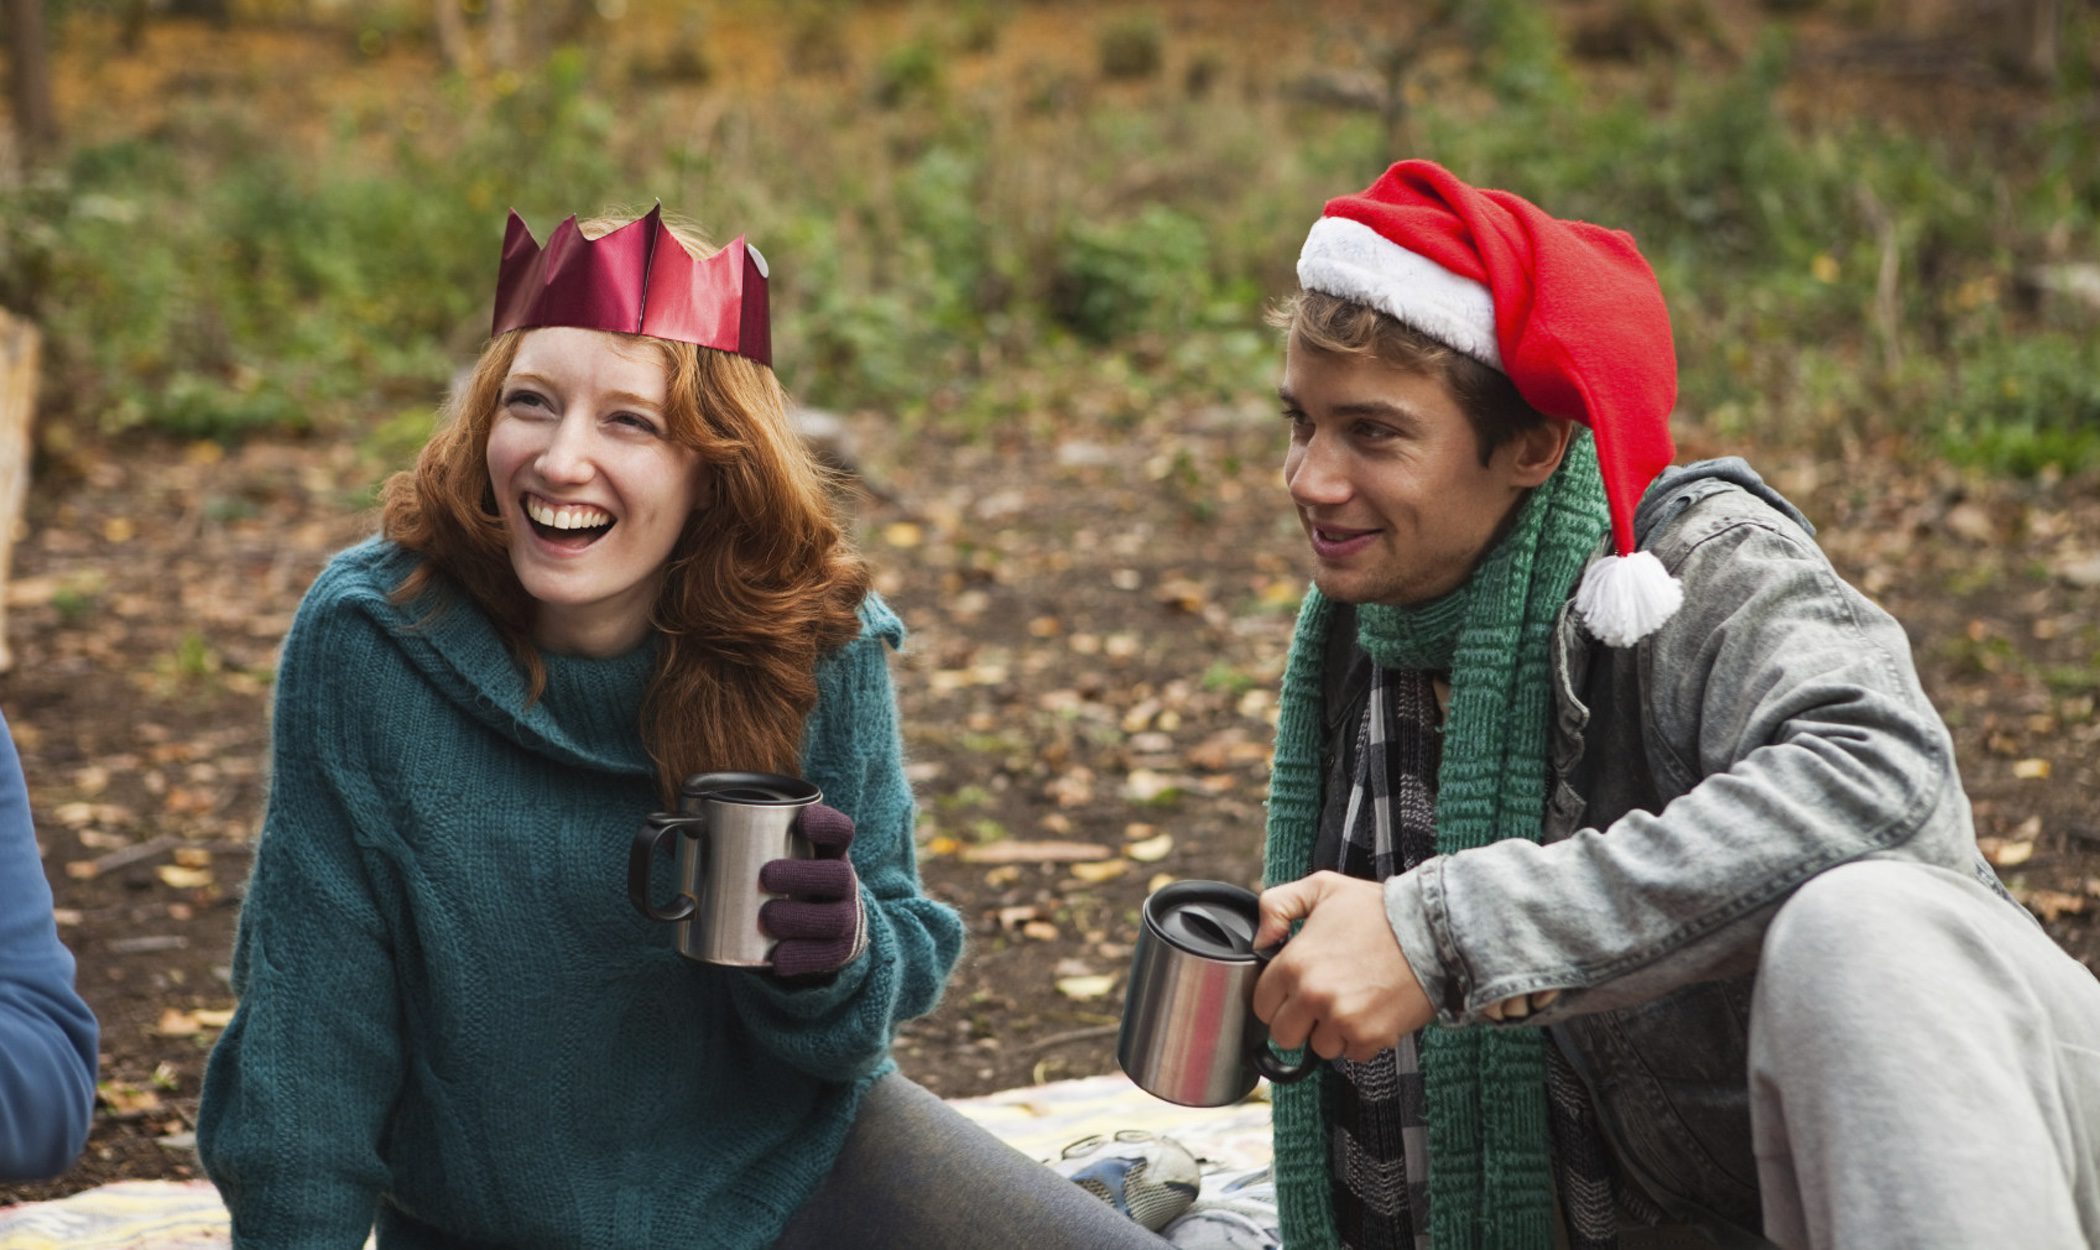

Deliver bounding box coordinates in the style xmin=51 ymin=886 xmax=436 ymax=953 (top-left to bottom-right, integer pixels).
xmin=2 ymin=397 xmax=2096 ymax=1201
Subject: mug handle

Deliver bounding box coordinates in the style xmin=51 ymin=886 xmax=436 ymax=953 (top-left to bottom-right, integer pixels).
xmin=1248 ymin=942 xmax=1316 ymax=1084
xmin=629 ymin=812 xmax=703 ymax=922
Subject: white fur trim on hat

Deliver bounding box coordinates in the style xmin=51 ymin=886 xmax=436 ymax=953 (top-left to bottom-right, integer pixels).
xmin=1297 ymin=216 xmax=1504 ymax=371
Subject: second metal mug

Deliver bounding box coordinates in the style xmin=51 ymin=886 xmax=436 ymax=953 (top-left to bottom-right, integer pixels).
xmin=1117 ymin=879 xmax=1315 ymax=1107
xmin=628 ymin=771 xmax=820 ymax=967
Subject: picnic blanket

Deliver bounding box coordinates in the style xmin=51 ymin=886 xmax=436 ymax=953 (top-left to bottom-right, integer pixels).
xmin=0 ymin=1073 xmax=1274 ymax=1249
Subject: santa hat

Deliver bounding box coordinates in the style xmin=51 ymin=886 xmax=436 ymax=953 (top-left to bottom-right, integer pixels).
xmin=1296 ymin=160 xmax=1682 ymax=647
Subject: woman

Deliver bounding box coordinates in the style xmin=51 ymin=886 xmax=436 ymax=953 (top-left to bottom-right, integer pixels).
xmin=197 ymin=208 xmax=1229 ymax=1250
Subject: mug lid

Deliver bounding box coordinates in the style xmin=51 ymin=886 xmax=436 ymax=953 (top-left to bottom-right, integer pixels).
xmin=679 ymin=771 xmax=820 ymax=805
xmin=1145 ymin=880 xmax=1260 ymax=960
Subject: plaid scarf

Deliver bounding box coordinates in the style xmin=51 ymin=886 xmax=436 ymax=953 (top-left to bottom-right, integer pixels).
xmin=1330 ymin=663 xmax=1630 ymax=1250
xmin=1264 ymin=432 xmax=1612 ymax=1250
xmin=1329 ymin=666 xmax=1441 ymax=1250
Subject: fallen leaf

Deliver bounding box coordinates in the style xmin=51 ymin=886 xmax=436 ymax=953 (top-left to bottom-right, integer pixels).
xmin=1943 ymin=503 xmax=1995 ymax=543
xmin=2012 ymin=758 xmax=2052 ymax=780
xmin=1021 ymin=921 xmax=1061 ymax=941
xmin=97 ymin=1081 xmax=164 ymax=1115
xmin=155 ymin=1007 xmax=202 ymax=1037
xmin=192 ymin=1008 xmax=235 ymax=1029
xmin=2018 ymin=889 xmax=2087 ymax=923
xmin=156 ymin=865 xmax=215 ymax=889
xmin=103 ymin=516 xmax=137 ymax=543
xmin=882 ymin=522 xmax=924 ymax=548
xmin=1068 ymin=859 xmax=1129 ymax=884
xmin=996 ymin=905 xmax=1041 ymax=930
xmin=922 ymin=835 xmax=960 ymax=857
xmin=1978 ymin=837 xmax=2034 ymax=868
xmin=1125 ymin=832 xmax=1175 ymax=862
xmin=1123 ymin=769 xmax=1183 ymax=803
xmin=1155 ymin=578 xmax=1210 ymax=613
xmin=960 ymin=840 xmax=1112 ymax=864
xmin=3 ymin=575 xmax=57 ymax=607
xmin=1055 ymin=974 xmax=1118 ymax=1001
xmin=1045 ymin=768 xmax=1096 ymax=807
xmin=1147 ymin=873 xmax=1178 ymax=893
xmin=172 ymin=847 xmax=213 ymax=869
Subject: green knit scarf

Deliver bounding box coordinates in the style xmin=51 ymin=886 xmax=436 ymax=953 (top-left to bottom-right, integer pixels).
xmin=1263 ymin=431 xmax=1610 ymax=1250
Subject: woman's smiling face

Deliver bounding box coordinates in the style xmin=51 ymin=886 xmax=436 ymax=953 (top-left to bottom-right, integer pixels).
xmin=485 ymin=326 xmax=705 ymax=656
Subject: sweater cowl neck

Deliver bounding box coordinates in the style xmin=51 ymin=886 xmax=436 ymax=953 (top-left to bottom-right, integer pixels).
xmin=323 ymin=539 xmax=656 ymax=778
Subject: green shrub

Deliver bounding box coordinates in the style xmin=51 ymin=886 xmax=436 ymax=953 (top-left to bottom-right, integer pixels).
xmin=1943 ymin=335 xmax=2100 ymax=475
xmin=1050 ymin=205 xmax=1213 ymax=344
xmin=1098 ymin=13 xmax=1162 ymax=81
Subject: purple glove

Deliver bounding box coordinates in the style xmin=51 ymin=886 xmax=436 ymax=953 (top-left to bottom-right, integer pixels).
xmin=758 ymin=802 xmax=866 ymax=980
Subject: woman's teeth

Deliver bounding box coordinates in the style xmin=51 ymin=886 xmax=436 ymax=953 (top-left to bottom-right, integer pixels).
xmin=525 ymin=497 xmax=612 ymax=530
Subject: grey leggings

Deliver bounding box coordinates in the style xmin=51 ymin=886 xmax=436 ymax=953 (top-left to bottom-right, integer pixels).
xmin=773 ymin=1072 xmax=1171 ymax=1249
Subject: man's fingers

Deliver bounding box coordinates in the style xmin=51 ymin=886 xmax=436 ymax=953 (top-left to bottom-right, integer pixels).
xmin=1255 ymin=873 xmax=1333 ymax=948
xmin=1311 ymin=1020 xmax=1356 ymax=1062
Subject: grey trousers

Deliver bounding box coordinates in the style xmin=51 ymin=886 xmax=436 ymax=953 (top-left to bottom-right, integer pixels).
xmin=1750 ymin=861 xmax=2100 ymax=1250
xmin=773 ymin=1071 xmax=1172 ymax=1249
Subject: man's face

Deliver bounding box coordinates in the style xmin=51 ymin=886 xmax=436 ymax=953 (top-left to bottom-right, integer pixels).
xmin=1280 ymin=342 xmax=1555 ymax=607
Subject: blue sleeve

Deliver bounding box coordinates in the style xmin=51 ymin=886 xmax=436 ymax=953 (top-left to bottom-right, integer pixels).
xmin=728 ymin=602 xmax=965 ymax=1080
xmin=0 ymin=708 xmax=99 ymax=1181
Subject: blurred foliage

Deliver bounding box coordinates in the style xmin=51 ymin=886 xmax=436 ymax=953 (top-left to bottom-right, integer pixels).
xmin=1 ymin=0 xmax=2096 ymax=474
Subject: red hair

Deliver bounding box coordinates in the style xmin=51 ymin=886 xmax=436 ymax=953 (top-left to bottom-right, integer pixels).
xmin=379 ymin=217 xmax=869 ymax=804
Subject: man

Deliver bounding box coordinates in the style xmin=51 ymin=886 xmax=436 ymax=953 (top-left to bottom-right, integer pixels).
xmin=0 ymin=708 xmax=98 ymax=1181
xmin=1243 ymin=161 xmax=2100 ymax=1250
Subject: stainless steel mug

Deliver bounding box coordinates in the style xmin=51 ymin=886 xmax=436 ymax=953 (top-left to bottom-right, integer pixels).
xmin=1117 ymin=879 xmax=1315 ymax=1107
xmin=628 ymin=771 xmax=820 ymax=967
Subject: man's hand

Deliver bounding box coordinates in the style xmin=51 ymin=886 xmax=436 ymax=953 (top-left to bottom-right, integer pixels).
xmin=1251 ymin=871 xmax=1435 ymax=1062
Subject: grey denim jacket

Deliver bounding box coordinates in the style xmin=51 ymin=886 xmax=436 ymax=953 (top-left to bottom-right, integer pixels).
xmin=1325 ymin=459 xmax=2011 ymax=1231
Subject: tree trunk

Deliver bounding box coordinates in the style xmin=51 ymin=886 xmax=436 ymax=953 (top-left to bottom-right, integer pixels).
xmin=0 ymin=309 xmax=38 ymax=674
xmin=432 ymin=0 xmax=470 ymax=73
xmin=4 ymin=0 xmax=58 ymax=170
xmin=486 ymin=0 xmax=519 ymax=71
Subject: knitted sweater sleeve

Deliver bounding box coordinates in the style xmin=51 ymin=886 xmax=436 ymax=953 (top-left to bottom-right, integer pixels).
xmin=0 ymin=709 xmax=98 ymax=1181
xmin=197 ymin=581 xmax=404 ymax=1248
xmin=728 ymin=608 xmax=965 ymax=1081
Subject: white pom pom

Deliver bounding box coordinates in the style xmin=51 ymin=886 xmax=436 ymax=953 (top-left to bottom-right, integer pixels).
xmin=1574 ymin=550 xmax=1683 ymax=647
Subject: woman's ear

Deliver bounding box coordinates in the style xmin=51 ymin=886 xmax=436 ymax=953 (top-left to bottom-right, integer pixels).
xmin=1505 ymin=419 xmax=1576 ymax=488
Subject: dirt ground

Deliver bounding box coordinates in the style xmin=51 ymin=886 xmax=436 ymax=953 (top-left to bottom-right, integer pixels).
xmin=1 ymin=397 xmax=2096 ymax=1204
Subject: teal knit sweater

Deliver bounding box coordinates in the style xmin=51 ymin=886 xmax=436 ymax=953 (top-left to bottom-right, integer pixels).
xmin=197 ymin=539 xmax=964 ymax=1249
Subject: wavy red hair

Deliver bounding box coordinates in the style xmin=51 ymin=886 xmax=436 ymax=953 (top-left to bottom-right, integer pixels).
xmin=379 ymin=215 xmax=870 ymax=805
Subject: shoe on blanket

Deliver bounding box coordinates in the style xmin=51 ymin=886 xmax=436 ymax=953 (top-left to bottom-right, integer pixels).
xmin=1052 ymin=1129 xmax=1201 ymax=1232
xmin=1160 ymin=1163 xmax=1282 ymax=1250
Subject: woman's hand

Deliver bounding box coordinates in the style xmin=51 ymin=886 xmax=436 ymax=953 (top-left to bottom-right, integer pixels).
xmin=758 ymin=803 xmax=867 ymax=979
xmin=1251 ymin=871 xmax=1435 ymax=1062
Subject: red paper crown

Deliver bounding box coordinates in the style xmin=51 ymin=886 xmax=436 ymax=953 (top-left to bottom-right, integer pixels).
xmin=490 ymin=205 xmax=772 ymax=366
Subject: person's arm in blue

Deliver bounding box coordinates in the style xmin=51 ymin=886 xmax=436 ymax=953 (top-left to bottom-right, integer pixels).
xmin=0 ymin=708 xmax=99 ymax=1181
xmin=728 ymin=600 xmax=965 ymax=1081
